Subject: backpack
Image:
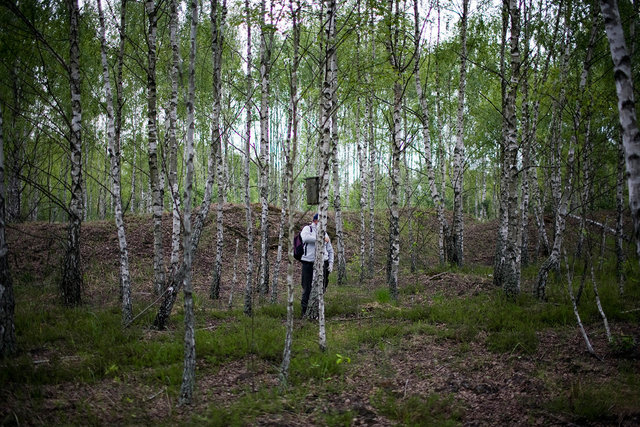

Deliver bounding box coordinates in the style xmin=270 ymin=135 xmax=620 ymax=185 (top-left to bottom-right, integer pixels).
xmin=293 ymin=226 xmax=307 ymax=261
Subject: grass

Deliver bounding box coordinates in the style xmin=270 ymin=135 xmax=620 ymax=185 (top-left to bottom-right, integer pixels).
xmin=4 ymin=246 xmax=640 ymax=425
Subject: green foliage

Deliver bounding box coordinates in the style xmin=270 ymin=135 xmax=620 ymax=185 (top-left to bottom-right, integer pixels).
xmin=545 ymin=376 xmax=640 ymax=424
xmin=374 ymin=287 xmax=392 ymax=304
xmin=372 ymin=390 xmax=463 ymax=426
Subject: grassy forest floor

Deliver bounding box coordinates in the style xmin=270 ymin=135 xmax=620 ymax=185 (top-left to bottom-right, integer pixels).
xmin=2 ymin=204 xmax=640 ymax=425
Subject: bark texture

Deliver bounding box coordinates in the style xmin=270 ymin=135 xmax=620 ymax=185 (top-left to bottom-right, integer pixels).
xmin=98 ymin=0 xmax=132 ymax=324
xmin=61 ymin=0 xmax=83 ymax=306
xmin=0 ymin=102 xmax=17 ymax=356
xmin=179 ymin=0 xmax=198 ymax=405
xmin=145 ymin=0 xmax=166 ymax=296
xmin=600 ymin=0 xmax=640 ymax=266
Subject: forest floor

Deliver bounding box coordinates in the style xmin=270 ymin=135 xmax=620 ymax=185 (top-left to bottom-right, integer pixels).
xmin=2 ymin=204 xmax=640 ymax=426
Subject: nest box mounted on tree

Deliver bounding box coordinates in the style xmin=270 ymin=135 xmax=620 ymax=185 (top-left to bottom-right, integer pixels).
xmin=305 ymin=176 xmax=320 ymax=205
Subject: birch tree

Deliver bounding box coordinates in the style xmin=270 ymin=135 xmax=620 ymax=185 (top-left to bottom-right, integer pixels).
xmin=258 ymin=0 xmax=274 ymax=297
xmin=279 ymin=0 xmax=300 ymax=385
xmin=536 ymin=17 xmax=574 ymax=300
xmin=243 ymin=0 xmax=256 ymax=316
xmin=451 ymin=0 xmax=468 ymax=267
xmin=501 ymin=0 xmax=522 ymax=297
xmin=97 ymin=0 xmax=132 ymax=324
xmin=0 ymin=102 xmax=16 ymax=356
xmin=61 ymin=0 xmax=83 ymax=306
xmin=413 ymin=0 xmax=448 ymax=265
xmin=209 ymin=0 xmax=228 ymax=300
xmin=600 ymin=0 xmax=640 ymax=266
xmin=168 ymin=0 xmax=182 ymax=275
xmin=305 ymin=0 xmax=336 ymax=355
xmin=383 ymin=0 xmax=410 ymax=300
xmin=330 ymin=27 xmax=346 ymax=286
xmin=145 ymin=0 xmax=166 ymax=296
xmin=179 ymin=0 xmax=198 ymax=404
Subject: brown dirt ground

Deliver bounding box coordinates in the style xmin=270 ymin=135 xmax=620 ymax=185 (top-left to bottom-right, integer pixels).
xmin=2 ymin=205 xmax=640 ymax=425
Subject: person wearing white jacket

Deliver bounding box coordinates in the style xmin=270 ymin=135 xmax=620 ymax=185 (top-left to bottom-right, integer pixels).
xmin=300 ymin=213 xmax=334 ymax=316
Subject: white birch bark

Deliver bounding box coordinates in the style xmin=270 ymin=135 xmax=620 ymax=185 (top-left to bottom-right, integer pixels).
xmin=616 ymin=139 xmax=626 ymax=293
xmin=258 ymin=0 xmax=272 ymax=297
xmin=600 ymin=0 xmax=640 ymax=266
xmin=330 ymin=35 xmax=346 ymax=286
xmin=414 ymin=0 xmax=448 ymax=265
xmin=383 ymin=0 xmax=404 ymax=300
xmin=243 ymin=0 xmax=255 ymax=316
xmin=61 ymin=0 xmax=83 ymax=306
xmin=98 ymin=0 xmax=132 ymax=324
xmin=355 ymin=5 xmax=367 ymax=281
xmin=279 ymin=0 xmax=300 ymax=385
xmin=535 ymin=25 xmax=573 ymax=300
xmin=179 ymin=0 xmax=198 ymax=405
xmin=0 ymin=101 xmax=17 ymax=356
xmin=305 ymin=0 xmax=335 ymax=356
xmin=590 ymin=262 xmax=612 ymax=343
xmin=145 ymin=0 xmax=166 ymax=296
xmin=168 ymin=0 xmax=181 ymax=274
xmin=451 ymin=0 xmax=468 ymax=267
xmin=367 ymin=7 xmax=376 ymax=275
xmin=502 ymin=0 xmax=522 ymax=297
xmin=209 ymin=0 xmax=227 ymax=300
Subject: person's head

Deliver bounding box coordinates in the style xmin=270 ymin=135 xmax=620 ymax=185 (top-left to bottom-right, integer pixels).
xmin=312 ymin=213 xmax=319 ymax=224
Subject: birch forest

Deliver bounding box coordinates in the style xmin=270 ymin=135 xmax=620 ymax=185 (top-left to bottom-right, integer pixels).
xmin=2 ymin=0 xmax=640 ymax=424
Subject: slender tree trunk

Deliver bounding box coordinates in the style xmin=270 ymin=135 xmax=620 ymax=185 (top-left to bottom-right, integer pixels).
xmin=0 ymin=102 xmax=16 ymax=356
xmin=279 ymin=0 xmax=300 ymax=385
xmin=414 ymin=0 xmax=448 ymax=266
xmin=330 ymin=36 xmax=346 ymax=286
xmin=168 ymin=0 xmax=181 ymax=275
xmin=258 ymin=0 xmax=272 ymax=297
xmin=616 ymin=138 xmax=626 ymax=294
xmin=451 ymin=0 xmax=468 ymax=267
xmin=179 ymin=0 xmax=198 ymax=404
xmin=502 ymin=0 xmax=522 ymax=298
xmin=61 ymin=0 xmax=83 ymax=306
xmin=209 ymin=0 xmax=227 ymax=300
xmin=145 ymin=0 xmax=165 ymax=296
xmin=98 ymin=0 xmax=132 ymax=324
xmin=536 ymin=22 xmax=573 ymax=300
xmin=600 ymin=0 xmax=640 ymax=266
xmin=243 ymin=0 xmax=255 ymax=316
xmin=388 ymin=80 xmax=402 ymax=301
xmin=305 ymin=0 xmax=335 ymax=356
xmin=367 ymin=7 xmax=376 ymax=275
xmin=355 ymin=4 xmax=368 ymax=281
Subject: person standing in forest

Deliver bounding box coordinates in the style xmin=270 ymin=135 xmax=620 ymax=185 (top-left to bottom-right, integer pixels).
xmin=300 ymin=213 xmax=334 ymax=317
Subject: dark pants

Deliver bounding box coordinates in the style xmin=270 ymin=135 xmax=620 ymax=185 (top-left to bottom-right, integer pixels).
xmin=301 ymin=261 xmax=314 ymax=316
xmin=301 ymin=260 xmax=331 ymax=317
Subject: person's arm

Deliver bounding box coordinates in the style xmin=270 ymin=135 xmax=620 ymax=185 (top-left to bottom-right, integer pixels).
xmin=301 ymin=225 xmax=315 ymax=243
xmin=326 ymin=238 xmax=334 ymax=271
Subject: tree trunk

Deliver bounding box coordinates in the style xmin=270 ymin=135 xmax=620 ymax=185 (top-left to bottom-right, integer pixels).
xmin=145 ymin=0 xmax=165 ymax=296
xmin=388 ymin=80 xmax=402 ymax=301
xmin=61 ymin=0 xmax=83 ymax=306
xmin=367 ymin=7 xmax=376 ymax=275
xmin=413 ymin=0 xmax=448 ymax=266
xmin=179 ymin=0 xmax=198 ymax=405
xmin=98 ymin=0 xmax=132 ymax=324
xmin=501 ymin=0 xmax=522 ymax=298
xmin=330 ymin=36 xmax=346 ymax=286
xmin=616 ymin=138 xmax=626 ymax=294
xmin=279 ymin=0 xmax=300 ymax=385
xmin=0 ymin=102 xmax=17 ymax=356
xmin=243 ymin=0 xmax=255 ymax=317
xmin=600 ymin=0 xmax=640 ymax=266
xmin=168 ymin=0 xmax=181 ymax=275
xmin=536 ymin=23 xmax=573 ymax=300
xmin=209 ymin=0 xmax=227 ymax=300
xmin=258 ymin=0 xmax=272 ymax=297
xmin=451 ymin=0 xmax=468 ymax=267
